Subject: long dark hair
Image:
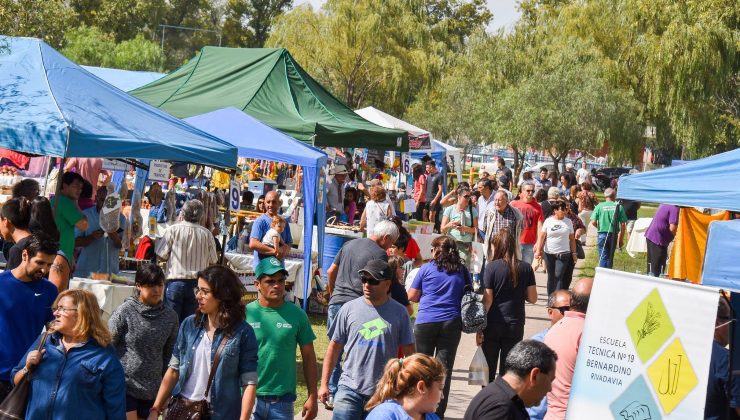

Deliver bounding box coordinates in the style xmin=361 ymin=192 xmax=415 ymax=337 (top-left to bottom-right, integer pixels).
xmin=195 ymin=265 xmax=246 ymax=334
xmin=29 ymin=196 xmax=60 ymax=241
xmin=492 ymin=228 xmax=520 ymax=287
xmin=431 ymin=236 xmax=463 ymax=274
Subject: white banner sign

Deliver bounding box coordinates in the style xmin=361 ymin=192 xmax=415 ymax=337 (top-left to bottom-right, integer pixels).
xmin=102 ymin=159 xmax=129 ymax=172
xmin=229 ymin=180 xmax=240 ymax=212
xmin=148 ymin=160 xmax=171 ymax=182
xmin=567 ymin=268 xmax=718 ymax=419
xmin=401 ymin=153 xmax=411 ymax=175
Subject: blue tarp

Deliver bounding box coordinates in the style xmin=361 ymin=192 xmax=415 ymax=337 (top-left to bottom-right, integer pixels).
xmin=0 ymin=36 xmax=237 ymax=168
xmin=185 ymin=107 xmax=327 ymax=308
xmin=82 ymin=66 xmax=165 ymax=92
xmin=617 ymin=148 xmax=740 ymax=212
xmin=702 ymin=220 xmax=740 ymax=292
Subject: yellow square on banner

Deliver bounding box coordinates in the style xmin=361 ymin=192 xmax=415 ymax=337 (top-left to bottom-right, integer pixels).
xmin=626 ymin=288 xmax=675 ymax=363
xmin=646 ymin=338 xmax=698 ymax=415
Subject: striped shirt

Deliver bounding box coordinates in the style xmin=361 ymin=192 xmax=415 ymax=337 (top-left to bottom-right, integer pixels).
xmin=156 ymin=221 xmax=217 ymax=280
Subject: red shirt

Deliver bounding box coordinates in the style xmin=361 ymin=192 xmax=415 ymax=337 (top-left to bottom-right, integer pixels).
xmin=405 ymin=237 xmax=421 ymax=261
xmin=511 ymin=200 xmax=543 ymax=245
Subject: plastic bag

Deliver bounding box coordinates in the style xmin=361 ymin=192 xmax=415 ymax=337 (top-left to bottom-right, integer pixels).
xmin=99 ymin=192 xmax=122 ymax=233
xmin=468 ymin=346 xmax=489 ymax=386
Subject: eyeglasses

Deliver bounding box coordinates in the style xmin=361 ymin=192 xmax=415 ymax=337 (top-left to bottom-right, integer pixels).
xmin=524 ymin=189 xmax=534 ymax=193
xmin=193 ymin=287 xmax=212 ymax=296
xmin=361 ymin=275 xmax=382 ymax=286
xmin=53 ymin=306 xmax=78 ymax=315
xmin=462 ymin=195 xmax=471 ymax=199
xmin=549 ymin=306 xmax=570 ymax=315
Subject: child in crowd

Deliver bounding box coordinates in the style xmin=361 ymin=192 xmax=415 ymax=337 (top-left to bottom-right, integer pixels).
xmin=344 ymin=187 xmax=358 ymax=224
xmin=260 ymin=215 xmax=287 ymax=259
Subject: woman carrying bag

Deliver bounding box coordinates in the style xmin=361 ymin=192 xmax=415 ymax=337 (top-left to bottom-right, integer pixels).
xmin=408 ymin=236 xmax=467 ymax=418
xmin=148 ymin=265 xmax=258 ymax=420
xmin=478 ymin=229 xmax=537 ymax=383
xmin=440 ymin=186 xmax=478 ymax=270
xmin=12 ymin=289 xmax=126 ymax=419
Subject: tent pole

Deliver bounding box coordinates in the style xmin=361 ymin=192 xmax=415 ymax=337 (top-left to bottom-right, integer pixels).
xmin=219 ymin=172 xmax=232 ymax=265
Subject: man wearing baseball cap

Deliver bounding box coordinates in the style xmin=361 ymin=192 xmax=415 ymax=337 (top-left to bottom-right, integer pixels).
xmin=247 ymin=257 xmax=318 ymax=419
xmin=319 ymin=259 xmax=415 ymax=418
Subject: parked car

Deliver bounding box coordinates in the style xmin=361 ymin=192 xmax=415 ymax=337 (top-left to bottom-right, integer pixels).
xmin=592 ymin=167 xmax=635 ymax=190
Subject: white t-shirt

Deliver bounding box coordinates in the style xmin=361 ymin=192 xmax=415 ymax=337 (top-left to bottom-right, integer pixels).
xmin=181 ymin=332 xmax=212 ymax=401
xmin=577 ymin=168 xmax=591 ymax=185
xmin=261 ymin=228 xmax=281 ymax=248
xmin=365 ymin=200 xmax=391 ymax=235
xmin=542 ymin=217 xmax=574 ymax=254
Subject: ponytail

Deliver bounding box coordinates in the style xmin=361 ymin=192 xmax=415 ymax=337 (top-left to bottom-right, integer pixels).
xmin=365 ymin=354 xmax=446 ymax=411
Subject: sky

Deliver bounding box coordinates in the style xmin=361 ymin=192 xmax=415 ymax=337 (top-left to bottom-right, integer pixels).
xmin=292 ymin=0 xmax=521 ymax=31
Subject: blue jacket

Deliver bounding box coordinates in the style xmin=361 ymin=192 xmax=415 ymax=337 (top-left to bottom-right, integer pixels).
xmin=170 ymin=315 xmax=259 ymax=420
xmin=13 ymin=332 xmax=126 ymax=420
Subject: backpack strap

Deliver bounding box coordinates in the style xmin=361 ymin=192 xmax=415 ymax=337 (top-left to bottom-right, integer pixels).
xmin=205 ymin=333 xmax=230 ymax=398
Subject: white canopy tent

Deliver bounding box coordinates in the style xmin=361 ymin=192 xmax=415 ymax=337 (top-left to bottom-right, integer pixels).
xmin=355 ymin=106 xmax=463 ymax=182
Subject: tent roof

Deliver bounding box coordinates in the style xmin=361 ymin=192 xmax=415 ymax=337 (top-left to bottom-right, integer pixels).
xmin=184 ymin=107 xmax=327 ymax=168
xmin=355 ymin=106 xmax=429 ymax=137
xmin=433 ymin=139 xmax=462 ymax=153
xmin=82 ymin=66 xmax=165 ymax=92
xmin=617 ymin=148 xmax=740 ymax=211
xmin=0 ymin=37 xmax=237 ymax=168
xmin=132 ymin=47 xmax=408 ymax=151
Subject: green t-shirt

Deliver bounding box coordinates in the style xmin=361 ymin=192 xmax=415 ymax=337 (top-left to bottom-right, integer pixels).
xmin=51 ymin=195 xmax=84 ymax=260
xmin=590 ymin=201 xmax=627 ymax=233
xmin=246 ymin=300 xmax=316 ymax=396
xmin=443 ymin=205 xmax=478 ymax=243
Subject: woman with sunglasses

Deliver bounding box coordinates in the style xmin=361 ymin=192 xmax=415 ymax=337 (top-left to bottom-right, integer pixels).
xmin=408 ymin=236 xmax=467 ymax=418
xmin=440 ymin=186 xmax=478 ymax=269
xmin=478 ymin=228 xmax=537 ymax=383
xmin=535 ymin=199 xmax=578 ymax=295
xmin=14 ymin=289 xmax=126 ymax=419
xmin=148 ymin=265 xmax=258 ymax=419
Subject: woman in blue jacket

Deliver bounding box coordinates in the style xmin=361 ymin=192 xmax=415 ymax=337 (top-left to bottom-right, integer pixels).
xmin=148 ymin=265 xmax=258 ymax=420
xmin=14 ymin=289 xmax=126 ymax=419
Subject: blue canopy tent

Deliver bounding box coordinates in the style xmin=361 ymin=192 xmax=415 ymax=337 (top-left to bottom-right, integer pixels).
xmin=617 ymin=148 xmax=740 ymax=212
xmin=0 ymin=36 xmax=237 ymax=168
xmin=185 ymin=107 xmax=327 ymax=309
xmin=702 ymin=220 xmax=740 ymax=291
xmin=82 ymin=66 xmax=165 ymax=92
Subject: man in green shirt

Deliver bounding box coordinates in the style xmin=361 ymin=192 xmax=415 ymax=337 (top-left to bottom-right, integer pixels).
xmin=247 ymin=257 xmax=318 ymax=420
xmin=51 ymin=172 xmax=88 ymax=262
xmin=590 ymin=187 xmax=627 ymax=268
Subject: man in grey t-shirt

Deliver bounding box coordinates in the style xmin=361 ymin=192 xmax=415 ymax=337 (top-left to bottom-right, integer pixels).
xmin=323 ymin=220 xmax=399 ymax=405
xmin=319 ymin=260 xmax=415 ymax=419
xmin=424 ymin=160 xmax=443 ymax=232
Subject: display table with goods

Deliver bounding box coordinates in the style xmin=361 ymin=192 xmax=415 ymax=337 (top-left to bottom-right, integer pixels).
xmin=225 ymin=249 xmax=316 ymax=304
xmin=69 ymin=278 xmax=135 ymax=322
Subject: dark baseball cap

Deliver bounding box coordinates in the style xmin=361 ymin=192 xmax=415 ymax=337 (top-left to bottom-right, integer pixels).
xmin=358 ymin=259 xmax=392 ymax=281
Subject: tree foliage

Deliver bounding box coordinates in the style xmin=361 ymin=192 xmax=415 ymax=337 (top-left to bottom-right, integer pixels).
xmin=61 ymin=26 xmax=165 ymax=72
xmin=0 ymin=0 xmax=77 ymax=48
xmin=222 ymin=0 xmax=293 ymax=47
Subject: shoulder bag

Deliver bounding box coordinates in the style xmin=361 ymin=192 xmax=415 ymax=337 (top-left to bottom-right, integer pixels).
xmin=460 ymin=268 xmax=487 ymax=334
xmin=0 ymin=329 xmax=51 ymax=420
xmin=164 ymin=333 xmax=231 ymax=420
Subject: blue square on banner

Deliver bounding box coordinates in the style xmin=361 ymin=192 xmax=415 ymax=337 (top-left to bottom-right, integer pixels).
xmin=609 ymin=375 xmax=662 ymax=420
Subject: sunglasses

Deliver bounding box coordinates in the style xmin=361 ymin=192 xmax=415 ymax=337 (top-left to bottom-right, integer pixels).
xmin=462 ymin=195 xmax=471 ymax=199
xmin=524 ymin=189 xmax=534 ymax=193
xmin=550 ymin=305 xmax=570 ymax=315
xmin=361 ymin=275 xmax=382 ymax=286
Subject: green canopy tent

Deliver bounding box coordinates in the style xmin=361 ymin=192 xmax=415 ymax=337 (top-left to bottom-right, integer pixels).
xmin=131 ymin=47 xmax=408 ymax=151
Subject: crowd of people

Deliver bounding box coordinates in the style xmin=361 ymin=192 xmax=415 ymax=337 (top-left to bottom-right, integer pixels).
xmin=0 ymin=155 xmax=736 ymax=420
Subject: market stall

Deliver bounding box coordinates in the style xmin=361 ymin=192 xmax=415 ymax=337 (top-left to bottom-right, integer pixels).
xmin=184 ymin=107 xmax=327 ymax=307
xmin=131 ymin=47 xmax=408 ymax=151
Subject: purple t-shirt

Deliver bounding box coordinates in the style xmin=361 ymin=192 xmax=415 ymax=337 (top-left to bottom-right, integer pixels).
xmin=410 ymin=262 xmax=467 ymax=324
xmin=644 ymin=204 xmax=680 ymax=246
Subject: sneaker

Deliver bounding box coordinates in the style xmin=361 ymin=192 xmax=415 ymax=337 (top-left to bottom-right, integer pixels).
xmin=324 ymin=396 xmax=334 ymax=410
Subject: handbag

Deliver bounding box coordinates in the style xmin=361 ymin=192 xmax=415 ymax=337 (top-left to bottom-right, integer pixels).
xmin=460 ymin=269 xmax=487 ymax=334
xmin=0 ymin=330 xmax=50 ymax=420
xmin=164 ymin=333 xmax=231 ymax=420
xmin=575 ymin=239 xmax=585 ymax=260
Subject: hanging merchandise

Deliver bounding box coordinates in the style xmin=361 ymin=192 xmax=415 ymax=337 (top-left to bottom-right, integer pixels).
xmin=211 ymin=170 xmax=230 ymax=190
xmin=667 ymin=208 xmax=729 ymax=282
xmin=99 ymin=192 xmax=122 ymax=233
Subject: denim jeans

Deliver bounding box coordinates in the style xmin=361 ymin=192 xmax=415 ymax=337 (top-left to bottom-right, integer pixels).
xmin=543 ymin=252 xmax=574 ymax=296
xmin=414 ymin=317 xmax=462 ymax=418
xmin=597 ymin=232 xmax=615 ymax=268
xmin=327 ymin=303 xmax=344 ymax=397
xmin=165 ymin=279 xmax=197 ymax=323
xmin=481 ymin=322 xmax=525 ymax=382
xmin=520 ymin=243 xmax=534 ymax=265
xmin=332 ymin=384 xmax=370 ymax=420
xmin=251 ymin=396 xmax=295 ymax=420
